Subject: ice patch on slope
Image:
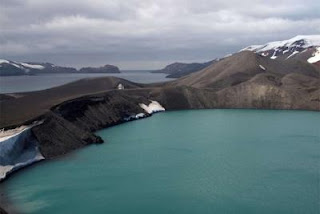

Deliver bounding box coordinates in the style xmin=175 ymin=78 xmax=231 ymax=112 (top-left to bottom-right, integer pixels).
xmin=0 ymin=125 xmax=44 ymax=181
xmin=123 ymin=101 xmax=165 ymax=122
xmin=307 ymin=47 xmax=320 ymax=63
xmin=9 ymin=62 xmax=22 ymax=69
xmin=259 ymin=65 xmax=266 ymax=70
xmin=0 ymin=59 xmax=23 ymax=69
xmin=286 ymin=51 xmax=299 ymax=59
xmin=0 ymin=60 xmax=45 ymax=71
xmin=21 ymin=62 xmax=45 ymax=70
xmin=0 ymin=59 xmax=9 ymax=64
xmin=139 ymin=100 xmax=165 ymax=114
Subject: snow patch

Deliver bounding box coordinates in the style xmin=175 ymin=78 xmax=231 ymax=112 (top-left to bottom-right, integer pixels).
xmin=0 ymin=124 xmax=44 ymax=181
xmin=259 ymin=65 xmax=266 ymax=70
xmin=241 ymin=45 xmax=262 ymax=52
xmin=307 ymin=47 xmax=320 ymax=63
xmin=0 ymin=59 xmax=25 ymax=70
xmin=123 ymin=113 xmax=146 ymax=121
xmin=10 ymin=62 xmax=22 ymax=69
xmin=139 ymin=100 xmax=165 ymax=114
xmin=286 ymin=51 xmax=300 ymax=59
xmin=270 ymin=49 xmax=278 ymax=59
xmin=223 ymin=53 xmax=233 ymax=58
xmin=0 ymin=126 xmax=29 ymax=141
xmin=286 ymin=51 xmax=299 ymax=59
xmin=21 ymin=62 xmax=45 ymax=70
xmin=135 ymin=113 xmax=145 ymax=118
xmin=0 ymin=59 xmax=9 ymax=64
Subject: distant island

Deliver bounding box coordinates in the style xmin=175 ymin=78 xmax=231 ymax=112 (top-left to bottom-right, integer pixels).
xmin=79 ymin=64 xmax=120 ymax=73
xmin=0 ymin=60 xmax=120 ymax=76
xmin=152 ymin=60 xmax=216 ymax=78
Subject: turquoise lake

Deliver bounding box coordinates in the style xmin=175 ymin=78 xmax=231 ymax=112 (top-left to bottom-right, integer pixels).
xmin=3 ymin=109 xmax=320 ymax=214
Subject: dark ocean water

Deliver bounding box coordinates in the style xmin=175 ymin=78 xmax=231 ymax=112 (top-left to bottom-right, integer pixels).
xmin=3 ymin=109 xmax=320 ymax=214
xmin=0 ymin=71 xmax=170 ymax=93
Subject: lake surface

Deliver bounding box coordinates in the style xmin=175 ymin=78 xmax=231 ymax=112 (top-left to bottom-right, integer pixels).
xmin=3 ymin=109 xmax=320 ymax=214
xmin=0 ymin=71 xmax=170 ymax=93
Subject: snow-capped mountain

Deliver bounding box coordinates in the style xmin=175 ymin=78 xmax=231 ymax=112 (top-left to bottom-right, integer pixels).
xmin=241 ymin=35 xmax=320 ymax=65
xmin=0 ymin=59 xmax=121 ymax=76
xmin=0 ymin=59 xmax=46 ymax=70
xmin=0 ymin=59 xmax=77 ymax=76
xmin=0 ymin=59 xmax=47 ymax=76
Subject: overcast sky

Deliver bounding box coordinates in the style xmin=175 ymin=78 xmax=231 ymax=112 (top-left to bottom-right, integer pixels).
xmin=1 ymin=0 xmax=320 ymax=69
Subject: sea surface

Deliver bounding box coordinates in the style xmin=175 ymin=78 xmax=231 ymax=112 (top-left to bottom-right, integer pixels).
xmin=3 ymin=109 xmax=320 ymax=214
xmin=0 ymin=71 xmax=170 ymax=93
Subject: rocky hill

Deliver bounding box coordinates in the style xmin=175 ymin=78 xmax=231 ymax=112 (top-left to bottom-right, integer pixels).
xmin=171 ymin=50 xmax=319 ymax=109
xmin=79 ymin=64 xmax=120 ymax=73
xmin=153 ymin=60 xmax=215 ymax=78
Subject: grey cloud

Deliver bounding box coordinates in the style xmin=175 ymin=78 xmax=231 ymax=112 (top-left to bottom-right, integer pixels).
xmin=1 ymin=0 xmax=319 ymax=69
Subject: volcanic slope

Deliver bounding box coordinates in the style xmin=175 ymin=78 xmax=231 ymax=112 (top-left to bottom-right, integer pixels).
xmin=170 ymin=51 xmax=320 ymax=110
xmin=0 ymin=77 xmax=144 ymax=128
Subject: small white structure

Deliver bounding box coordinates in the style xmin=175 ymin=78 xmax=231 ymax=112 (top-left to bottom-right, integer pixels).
xmin=117 ymin=83 xmax=124 ymax=90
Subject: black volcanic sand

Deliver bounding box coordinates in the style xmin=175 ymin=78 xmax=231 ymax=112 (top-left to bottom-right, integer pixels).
xmin=0 ymin=51 xmax=319 ymax=213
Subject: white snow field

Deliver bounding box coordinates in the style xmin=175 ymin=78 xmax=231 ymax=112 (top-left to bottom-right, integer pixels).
xmin=307 ymin=47 xmax=320 ymax=63
xmin=20 ymin=62 xmax=45 ymax=69
xmin=241 ymin=35 xmax=320 ymax=63
xmin=139 ymin=100 xmax=165 ymax=114
xmin=0 ymin=126 xmax=44 ymax=181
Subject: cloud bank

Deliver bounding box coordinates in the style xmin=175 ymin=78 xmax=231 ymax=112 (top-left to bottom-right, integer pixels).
xmin=1 ymin=0 xmax=320 ymax=69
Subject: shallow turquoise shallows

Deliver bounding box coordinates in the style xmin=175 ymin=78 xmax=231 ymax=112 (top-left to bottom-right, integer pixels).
xmin=3 ymin=110 xmax=320 ymax=214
